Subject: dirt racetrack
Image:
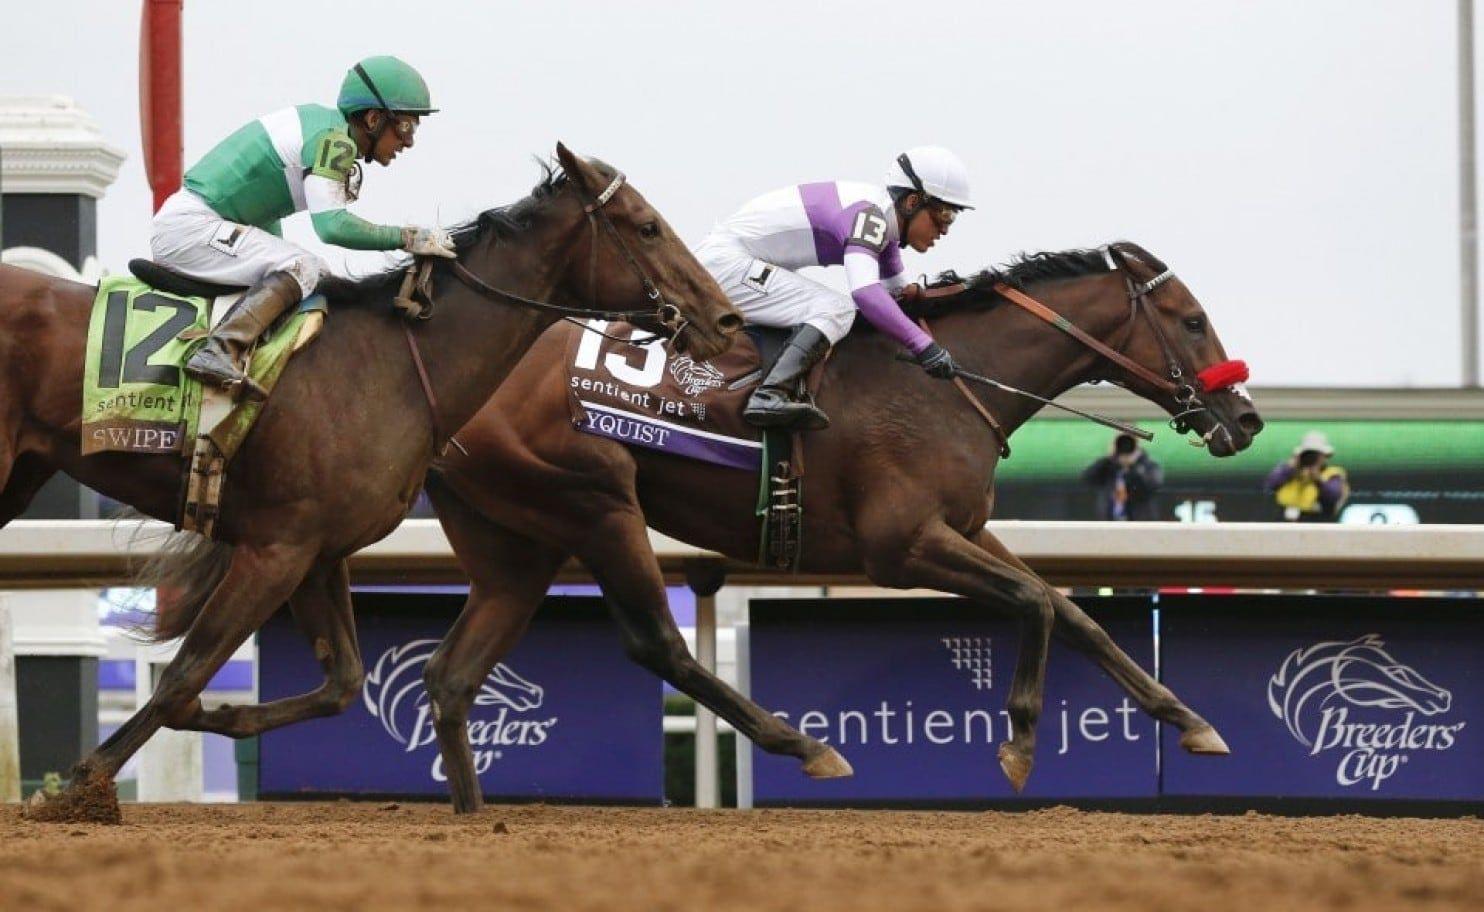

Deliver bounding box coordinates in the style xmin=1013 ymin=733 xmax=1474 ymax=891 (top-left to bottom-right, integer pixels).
xmin=2 ymin=802 xmax=1481 ymax=911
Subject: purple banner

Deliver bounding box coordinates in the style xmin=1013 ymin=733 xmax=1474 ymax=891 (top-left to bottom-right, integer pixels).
xmin=749 ymin=597 xmax=1156 ymax=802
xmin=1160 ymin=594 xmax=1483 ymax=800
xmin=576 ymin=401 xmax=761 ymax=470
xmin=258 ymin=593 xmax=663 ymax=801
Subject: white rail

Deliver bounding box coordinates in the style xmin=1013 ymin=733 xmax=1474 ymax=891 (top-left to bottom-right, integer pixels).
xmin=2 ymin=519 xmax=1483 ymax=589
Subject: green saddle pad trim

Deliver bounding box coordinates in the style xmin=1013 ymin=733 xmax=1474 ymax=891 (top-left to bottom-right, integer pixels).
xmin=207 ymin=296 xmax=323 ymax=463
xmin=755 ymin=431 xmax=775 ymax=564
xmin=82 ymin=275 xmax=322 ymax=461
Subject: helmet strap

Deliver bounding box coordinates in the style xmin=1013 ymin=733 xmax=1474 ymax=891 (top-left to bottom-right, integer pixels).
xmin=894 ymin=153 xmax=930 ymax=247
xmin=353 ymin=62 xmax=395 ymax=163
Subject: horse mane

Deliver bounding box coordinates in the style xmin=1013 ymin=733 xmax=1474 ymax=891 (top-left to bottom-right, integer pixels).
xmin=903 ymin=240 xmax=1167 ymax=319
xmin=316 ymin=160 xmax=574 ymax=308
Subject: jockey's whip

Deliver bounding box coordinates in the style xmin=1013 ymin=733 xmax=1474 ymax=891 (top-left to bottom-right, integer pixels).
xmin=894 ymin=354 xmax=1154 ymax=441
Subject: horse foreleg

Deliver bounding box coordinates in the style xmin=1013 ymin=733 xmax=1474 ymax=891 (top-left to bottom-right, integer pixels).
xmin=969 ymin=528 xmax=1229 ymax=755
xmin=28 ymin=542 xmax=313 ymax=823
xmin=427 ymin=477 xmax=569 ymax=812
xmin=172 ymin=559 xmax=364 ymax=738
xmin=422 ymin=483 xmax=566 ymax=814
xmin=577 ymin=509 xmax=850 ymax=779
xmin=0 ymin=452 xmax=57 ymax=526
xmin=863 ymin=520 xmax=1053 ymax=792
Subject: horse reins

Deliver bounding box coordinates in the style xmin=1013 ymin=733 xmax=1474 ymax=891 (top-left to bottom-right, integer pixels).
xmin=399 ymin=169 xmax=689 ymax=455
xmin=919 ymin=245 xmax=1249 ymax=446
xmin=439 ymin=171 xmax=685 ymax=334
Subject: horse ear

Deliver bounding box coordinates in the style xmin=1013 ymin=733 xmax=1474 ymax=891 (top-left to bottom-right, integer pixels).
xmin=554 ymin=141 xmax=599 ymax=194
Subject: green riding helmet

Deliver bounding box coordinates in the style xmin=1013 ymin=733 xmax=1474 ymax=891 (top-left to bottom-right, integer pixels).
xmin=337 ymin=56 xmax=438 ymax=117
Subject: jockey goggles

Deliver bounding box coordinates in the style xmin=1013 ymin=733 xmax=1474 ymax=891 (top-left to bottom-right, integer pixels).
xmin=929 ymin=202 xmax=960 ymax=227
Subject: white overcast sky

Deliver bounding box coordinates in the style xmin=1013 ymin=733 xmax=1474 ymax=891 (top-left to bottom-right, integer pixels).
xmin=2 ymin=0 xmax=1478 ymax=386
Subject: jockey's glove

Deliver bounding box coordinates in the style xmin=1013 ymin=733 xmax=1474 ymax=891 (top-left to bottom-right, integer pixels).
xmin=915 ymin=342 xmax=959 ymax=379
xmin=402 ymin=226 xmax=459 ymax=259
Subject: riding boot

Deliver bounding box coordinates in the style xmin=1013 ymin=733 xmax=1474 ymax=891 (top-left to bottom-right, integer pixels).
xmin=743 ymin=324 xmax=832 ymax=430
xmin=185 ymin=271 xmax=303 ymax=401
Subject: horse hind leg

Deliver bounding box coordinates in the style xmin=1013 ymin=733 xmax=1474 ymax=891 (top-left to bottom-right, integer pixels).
xmin=576 ymin=510 xmax=850 ymax=779
xmin=171 ymin=559 xmax=364 ymax=739
xmin=861 ymin=520 xmax=1054 ymax=793
xmin=969 ymin=528 xmax=1228 ymax=755
xmin=421 ymin=483 xmax=568 ymax=814
xmin=26 ymin=541 xmax=315 ymax=823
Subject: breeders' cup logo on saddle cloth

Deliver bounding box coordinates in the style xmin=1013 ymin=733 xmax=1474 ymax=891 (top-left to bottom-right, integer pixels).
xmin=668 ymin=355 xmax=725 ymax=398
xmin=363 ymin=639 xmax=560 ymax=782
xmin=1266 ymin=634 xmax=1465 ymax=790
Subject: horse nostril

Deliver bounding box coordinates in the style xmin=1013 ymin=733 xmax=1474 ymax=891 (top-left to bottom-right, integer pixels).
xmin=1238 ymin=412 xmax=1265 ymax=437
xmin=717 ymin=313 xmax=744 ymax=334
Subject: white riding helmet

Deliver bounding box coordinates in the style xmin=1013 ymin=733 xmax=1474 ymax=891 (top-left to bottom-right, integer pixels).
xmin=886 ymin=146 xmax=974 ymax=209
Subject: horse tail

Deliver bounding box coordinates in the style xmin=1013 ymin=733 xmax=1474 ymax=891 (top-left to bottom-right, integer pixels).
xmin=129 ymin=528 xmax=235 ymax=643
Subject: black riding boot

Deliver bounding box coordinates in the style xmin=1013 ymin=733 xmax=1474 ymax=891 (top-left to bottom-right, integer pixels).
xmin=184 ymin=271 xmax=303 ymax=401
xmin=743 ymin=324 xmax=832 ymax=430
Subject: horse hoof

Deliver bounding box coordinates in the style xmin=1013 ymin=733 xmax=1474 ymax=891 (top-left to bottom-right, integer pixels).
xmin=21 ymin=773 xmax=122 ymax=825
xmin=1181 ymin=725 xmax=1231 ymax=755
xmin=802 ymin=747 xmax=853 ymax=779
xmin=997 ymin=742 xmax=1033 ymax=793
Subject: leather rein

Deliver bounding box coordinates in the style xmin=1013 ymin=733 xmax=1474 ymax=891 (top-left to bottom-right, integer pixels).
xmin=396 ymin=170 xmax=686 ymax=455
xmin=919 ymin=245 xmax=1247 ymax=452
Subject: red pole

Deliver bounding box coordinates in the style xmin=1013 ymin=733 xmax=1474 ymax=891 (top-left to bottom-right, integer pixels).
xmin=140 ymin=0 xmax=183 ymax=213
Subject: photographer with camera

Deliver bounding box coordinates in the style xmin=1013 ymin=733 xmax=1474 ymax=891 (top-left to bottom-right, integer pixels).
xmin=1264 ymin=430 xmax=1350 ymax=522
xmin=1082 ymin=432 xmax=1165 ymax=521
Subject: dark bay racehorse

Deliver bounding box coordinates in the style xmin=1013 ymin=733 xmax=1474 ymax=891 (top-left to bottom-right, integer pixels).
xmin=422 ymin=241 xmax=1263 ymax=813
xmin=3 ymin=144 xmax=741 ymax=821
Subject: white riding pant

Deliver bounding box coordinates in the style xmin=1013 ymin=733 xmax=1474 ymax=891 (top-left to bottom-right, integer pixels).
xmin=695 ymin=237 xmax=857 ymax=345
xmin=150 ymin=189 xmax=326 ymax=298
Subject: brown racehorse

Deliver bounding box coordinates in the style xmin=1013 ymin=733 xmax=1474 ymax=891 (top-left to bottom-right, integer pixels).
xmin=4 ymin=144 xmax=741 ymax=822
xmin=421 ymin=241 xmax=1264 ymax=813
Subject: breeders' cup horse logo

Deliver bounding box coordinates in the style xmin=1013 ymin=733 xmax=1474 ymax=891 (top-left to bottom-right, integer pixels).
xmin=1266 ymin=634 xmax=1463 ymax=790
xmin=363 ymin=639 xmax=558 ymax=781
xmin=669 ymin=355 xmax=724 ymax=398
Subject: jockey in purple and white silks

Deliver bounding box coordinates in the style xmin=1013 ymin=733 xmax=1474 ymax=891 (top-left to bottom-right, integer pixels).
xmin=696 ymin=146 xmax=973 ymax=430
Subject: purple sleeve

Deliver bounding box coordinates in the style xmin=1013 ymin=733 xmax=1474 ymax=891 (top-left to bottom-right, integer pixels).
xmin=1318 ymin=472 xmax=1349 ymax=512
xmin=878 ymin=243 xmax=905 ymax=283
xmin=852 ymin=281 xmax=933 ymax=353
xmin=1263 ymin=462 xmax=1295 ymax=494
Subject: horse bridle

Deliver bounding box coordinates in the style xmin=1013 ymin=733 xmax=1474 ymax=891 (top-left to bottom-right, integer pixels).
xmin=1094 ymin=246 xmax=1250 ymax=439
xmin=398 ymin=169 xmax=689 ymax=457
xmin=924 ymin=246 xmax=1249 ymax=443
xmin=431 ymin=170 xmax=686 ymax=344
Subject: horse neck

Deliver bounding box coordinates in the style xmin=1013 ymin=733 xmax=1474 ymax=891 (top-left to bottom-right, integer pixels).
xmin=402 ymin=207 xmax=582 ymax=434
xmin=931 ymin=273 xmax=1131 ymax=436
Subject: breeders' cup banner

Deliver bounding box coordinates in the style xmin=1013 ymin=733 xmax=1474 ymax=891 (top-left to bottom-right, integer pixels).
xmin=1160 ymin=595 xmax=1481 ymax=800
xmin=258 ymin=593 xmax=662 ymax=801
xmin=748 ymin=597 xmax=1157 ymax=803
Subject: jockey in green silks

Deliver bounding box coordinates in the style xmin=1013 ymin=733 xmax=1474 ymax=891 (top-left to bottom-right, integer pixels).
xmin=150 ymin=55 xmax=456 ymax=400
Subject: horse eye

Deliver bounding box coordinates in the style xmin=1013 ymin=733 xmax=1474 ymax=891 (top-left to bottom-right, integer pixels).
xmin=1183 ymin=315 xmax=1206 ymax=333
xmin=639 ymin=222 xmax=660 ymax=240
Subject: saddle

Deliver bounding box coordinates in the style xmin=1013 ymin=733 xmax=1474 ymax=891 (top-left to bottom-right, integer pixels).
xmin=85 ymin=262 xmax=327 ymax=536
xmin=564 ymin=321 xmax=818 ymax=569
xmin=128 ymin=258 xmax=245 ymax=299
